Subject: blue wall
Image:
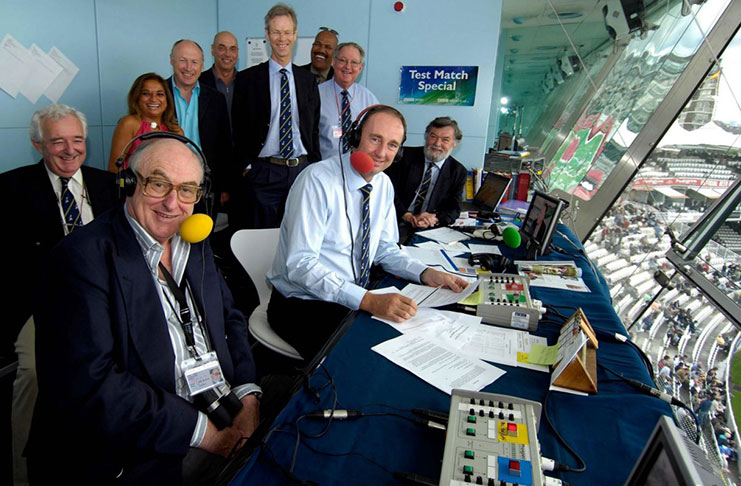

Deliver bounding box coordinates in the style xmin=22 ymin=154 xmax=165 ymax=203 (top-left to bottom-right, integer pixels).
xmin=0 ymin=0 xmax=501 ymax=172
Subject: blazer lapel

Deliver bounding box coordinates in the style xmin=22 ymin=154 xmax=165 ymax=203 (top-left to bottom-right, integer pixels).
xmin=111 ymin=209 xmax=177 ymax=392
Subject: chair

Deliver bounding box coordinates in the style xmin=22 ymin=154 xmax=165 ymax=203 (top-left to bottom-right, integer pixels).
xmin=230 ymin=228 xmax=303 ymax=360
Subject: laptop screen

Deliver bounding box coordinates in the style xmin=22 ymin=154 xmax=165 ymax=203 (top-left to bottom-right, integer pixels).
xmin=473 ymin=172 xmax=511 ymax=212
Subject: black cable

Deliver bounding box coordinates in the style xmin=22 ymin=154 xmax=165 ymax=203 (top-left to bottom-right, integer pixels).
xmin=598 ymin=363 xmax=700 ymax=443
xmin=542 ymin=389 xmax=587 ymax=473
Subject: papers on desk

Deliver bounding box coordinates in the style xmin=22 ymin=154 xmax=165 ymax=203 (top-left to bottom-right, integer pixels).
xmin=373 ymin=308 xmax=549 ymax=373
xmin=416 ymin=227 xmax=470 ymax=244
xmin=515 ymin=260 xmax=589 ymax=293
xmin=467 ymin=243 xmax=502 ymax=256
xmin=413 ymin=239 xmax=469 ymax=254
xmin=399 ymin=280 xmax=479 ymax=307
xmin=371 ymin=334 xmax=505 ymax=394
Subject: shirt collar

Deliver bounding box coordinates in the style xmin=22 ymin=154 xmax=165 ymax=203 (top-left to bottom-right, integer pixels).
xmin=123 ymin=202 xmax=190 ymax=282
xmin=424 ymin=156 xmax=447 ymax=170
xmin=269 ymin=58 xmax=293 ymax=75
xmin=170 ymin=77 xmax=200 ymax=100
xmin=342 ymin=153 xmax=380 ymax=193
xmin=44 ymin=163 xmax=83 ymax=188
xmin=333 ymin=80 xmax=356 ymax=94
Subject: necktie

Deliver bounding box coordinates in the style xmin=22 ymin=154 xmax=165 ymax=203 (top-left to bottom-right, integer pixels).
xmin=279 ymin=68 xmax=294 ymax=158
xmin=412 ymin=163 xmax=434 ymax=215
xmin=60 ymin=177 xmax=82 ymax=232
xmin=340 ymin=90 xmax=351 ymax=153
xmin=358 ymin=184 xmax=373 ymax=287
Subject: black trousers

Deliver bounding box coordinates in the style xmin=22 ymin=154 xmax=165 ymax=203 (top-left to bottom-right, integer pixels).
xmin=267 ymin=288 xmax=351 ymax=363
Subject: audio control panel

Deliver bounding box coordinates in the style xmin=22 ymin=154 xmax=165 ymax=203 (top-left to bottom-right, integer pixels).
xmin=476 ymin=274 xmax=540 ymax=332
xmin=439 ymin=390 xmax=543 ymax=486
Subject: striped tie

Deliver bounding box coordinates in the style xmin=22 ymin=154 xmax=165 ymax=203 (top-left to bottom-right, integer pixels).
xmin=412 ymin=163 xmax=434 ymax=215
xmin=340 ymin=90 xmax=351 ymax=153
xmin=358 ymin=184 xmax=373 ymax=287
xmin=60 ymin=177 xmax=82 ymax=232
xmin=278 ymin=68 xmax=294 ymax=158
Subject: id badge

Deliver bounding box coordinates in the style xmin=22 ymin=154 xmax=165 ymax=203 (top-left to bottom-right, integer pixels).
xmin=182 ymin=351 xmax=225 ymax=396
xmin=332 ymin=125 xmax=343 ymax=139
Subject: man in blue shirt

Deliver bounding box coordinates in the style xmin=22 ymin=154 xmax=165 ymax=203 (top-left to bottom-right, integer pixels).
xmin=318 ymin=42 xmax=379 ymax=160
xmin=268 ymin=105 xmax=467 ymax=361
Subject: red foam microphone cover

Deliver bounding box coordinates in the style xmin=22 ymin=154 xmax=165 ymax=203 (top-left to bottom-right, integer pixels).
xmin=350 ymin=151 xmax=374 ymax=174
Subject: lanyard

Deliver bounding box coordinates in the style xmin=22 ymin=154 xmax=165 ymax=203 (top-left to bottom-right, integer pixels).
xmin=158 ymin=262 xmax=211 ymax=357
xmin=333 ymin=83 xmax=356 ymax=125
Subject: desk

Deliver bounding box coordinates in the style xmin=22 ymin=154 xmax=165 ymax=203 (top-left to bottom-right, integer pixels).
xmin=230 ymin=226 xmax=671 ymax=485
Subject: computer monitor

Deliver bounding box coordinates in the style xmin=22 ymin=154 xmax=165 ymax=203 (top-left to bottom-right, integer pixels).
xmin=519 ymin=191 xmax=564 ymax=258
xmin=472 ymin=172 xmax=511 ymax=213
xmin=626 ymin=415 xmax=723 ymax=486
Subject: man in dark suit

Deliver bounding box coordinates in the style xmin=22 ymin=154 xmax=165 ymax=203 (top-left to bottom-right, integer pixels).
xmin=199 ymin=31 xmax=239 ymax=126
xmin=298 ymin=28 xmax=338 ymax=84
xmin=28 ymin=138 xmax=259 ymax=484
xmin=387 ymin=116 xmax=467 ymax=237
xmin=169 ymin=39 xmax=235 ymax=212
xmin=0 ymin=104 xmax=120 ymax=485
xmin=231 ymin=3 xmax=321 ymax=229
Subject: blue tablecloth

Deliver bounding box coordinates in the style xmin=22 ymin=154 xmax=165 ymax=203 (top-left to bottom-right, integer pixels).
xmin=231 ymin=225 xmax=671 ymax=485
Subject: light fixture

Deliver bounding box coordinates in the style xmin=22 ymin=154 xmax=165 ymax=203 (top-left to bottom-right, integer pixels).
xmin=501 ymin=97 xmax=509 ymax=105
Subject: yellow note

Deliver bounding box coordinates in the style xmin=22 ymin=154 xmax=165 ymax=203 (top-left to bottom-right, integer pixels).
xmin=458 ymin=289 xmax=482 ymax=306
xmin=526 ymin=343 xmax=559 ymax=365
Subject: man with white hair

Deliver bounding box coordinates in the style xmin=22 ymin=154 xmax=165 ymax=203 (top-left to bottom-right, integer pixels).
xmin=0 ymin=103 xmax=119 ymax=485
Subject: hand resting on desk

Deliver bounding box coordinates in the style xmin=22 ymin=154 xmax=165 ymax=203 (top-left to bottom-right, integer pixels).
xmin=359 ymin=268 xmax=468 ymax=323
xmin=402 ymin=211 xmax=439 ymax=229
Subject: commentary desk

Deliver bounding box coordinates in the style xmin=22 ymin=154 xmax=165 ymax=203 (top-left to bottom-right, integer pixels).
xmin=229 ymin=225 xmax=671 ymax=485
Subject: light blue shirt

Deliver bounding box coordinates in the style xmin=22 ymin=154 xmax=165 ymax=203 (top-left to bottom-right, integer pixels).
xmin=258 ymin=59 xmax=307 ymax=158
xmin=171 ymin=79 xmax=202 ymax=148
xmin=318 ymin=80 xmax=379 ymax=159
xmin=268 ymin=154 xmax=428 ymax=310
xmin=407 ymin=157 xmax=447 ymax=214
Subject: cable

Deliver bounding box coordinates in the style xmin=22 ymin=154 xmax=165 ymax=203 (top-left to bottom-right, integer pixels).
xmin=542 ymin=389 xmax=587 ymax=473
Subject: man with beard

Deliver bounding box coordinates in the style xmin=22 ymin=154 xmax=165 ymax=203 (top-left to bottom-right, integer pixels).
xmin=386 ymin=116 xmax=466 ymax=234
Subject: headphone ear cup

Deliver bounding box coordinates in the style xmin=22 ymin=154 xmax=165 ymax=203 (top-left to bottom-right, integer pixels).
xmin=118 ymin=168 xmax=138 ymax=198
xmin=394 ymin=145 xmax=404 ymax=163
xmin=347 ymin=121 xmax=361 ymax=149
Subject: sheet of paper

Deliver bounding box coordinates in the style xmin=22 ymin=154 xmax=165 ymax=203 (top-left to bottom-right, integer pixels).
xmin=458 ymin=289 xmax=482 ymax=306
xmin=551 ymin=331 xmax=587 ymax=386
xmin=413 ymin=240 xmax=468 ymax=255
xmin=245 ymin=38 xmax=268 ymax=67
xmin=526 ymin=343 xmax=559 ymax=365
xmin=515 ymin=333 xmax=549 ymax=373
xmin=44 ymin=47 xmax=79 ymax=103
xmin=20 ymin=44 xmax=63 ymax=104
xmin=369 ymin=286 xmax=402 ymax=295
xmin=515 ymin=260 xmax=590 ymax=293
xmin=416 ymin=227 xmax=470 ymax=244
xmin=401 ymin=246 xmax=458 ymax=271
xmin=0 ymin=34 xmax=32 ymax=98
xmin=371 ymin=334 xmax=505 ymax=394
xmin=399 ymin=279 xmax=479 ymax=307
xmin=467 ymin=243 xmax=502 ymax=256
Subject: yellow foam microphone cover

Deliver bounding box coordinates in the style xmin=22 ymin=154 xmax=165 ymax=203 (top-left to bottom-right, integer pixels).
xmin=179 ymin=213 xmax=214 ymax=243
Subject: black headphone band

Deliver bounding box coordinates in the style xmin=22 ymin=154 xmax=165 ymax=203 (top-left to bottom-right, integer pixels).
xmin=115 ymin=131 xmax=213 ymax=212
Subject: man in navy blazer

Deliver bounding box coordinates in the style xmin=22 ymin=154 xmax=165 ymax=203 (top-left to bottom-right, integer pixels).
xmin=386 ymin=116 xmax=467 ymax=234
xmin=28 ymin=139 xmax=259 ymax=484
xmin=1 ymin=104 xmax=121 ymax=485
xmin=231 ymin=4 xmax=321 ymax=229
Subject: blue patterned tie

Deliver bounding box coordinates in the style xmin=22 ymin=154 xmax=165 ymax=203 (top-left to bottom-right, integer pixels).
xmin=60 ymin=177 xmax=82 ymax=232
xmin=358 ymin=184 xmax=373 ymax=287
xmin=340 ymin=90 xmax=351 ymax=153
xmin=278 ymin=68 xmax=294 ymax=158
xmin=412 ymin=163 xmax=434 ymax=214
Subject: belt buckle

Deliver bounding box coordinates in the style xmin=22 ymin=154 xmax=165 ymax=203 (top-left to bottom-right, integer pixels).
xmin=286 ymin=157 xmax=300 ymax=168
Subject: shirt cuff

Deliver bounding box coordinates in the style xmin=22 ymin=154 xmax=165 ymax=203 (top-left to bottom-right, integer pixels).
xmin=337 ymin=280 xmax=370 ymax=310
xmin=190 ymin=411 xmax=208 ymax=447
xmin=233 ymin=383 xmax=262 ymax=400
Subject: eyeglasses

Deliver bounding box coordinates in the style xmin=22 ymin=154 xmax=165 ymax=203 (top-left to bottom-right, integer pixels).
xmin=137 ymin=171 xmax=203 ymax=203
xmin=319 ymin=26 xmax=339 ymax=37
xmin=335 ymin=57 xmax=362 ymax=69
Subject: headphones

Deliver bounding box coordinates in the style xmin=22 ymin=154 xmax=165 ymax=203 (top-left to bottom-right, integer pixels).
xmin=345 ymin=104 xmax=406 ymax=163
xmin=468 ymin=253 xmax=514 ymax=273
xmin=115 ymin=131 xmax=213 ymax=211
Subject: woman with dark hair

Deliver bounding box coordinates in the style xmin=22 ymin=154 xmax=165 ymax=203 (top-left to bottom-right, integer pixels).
xmin=107 ymin=73 xmax=183 ymax=171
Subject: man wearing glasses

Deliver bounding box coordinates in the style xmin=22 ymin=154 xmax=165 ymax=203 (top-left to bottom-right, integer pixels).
xmin=317 ymin=42 xmax=379 ymax=160
xmin=28 ymin=138 xmax=260 ymax=484
xmin=300 ymin=27 xmax=338 ymax=84
xmin=2 ymin=103 xmax=120 ymax=485
xmin=232 ymin=3 xmax=321 ymax=229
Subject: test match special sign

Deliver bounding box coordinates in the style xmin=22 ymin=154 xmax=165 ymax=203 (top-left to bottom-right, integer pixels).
xmin=399 ymin=66 xmax=478 ymax=106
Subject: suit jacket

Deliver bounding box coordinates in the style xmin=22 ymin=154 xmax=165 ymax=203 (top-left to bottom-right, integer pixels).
xmin=28 ymin=206 xmax=256 ymax=484
xmin=167 ymin=77 xmax=236 ymax=196
xmin=386 ymin=146 xmax=467 ymax=227
xmin=0 ymin=161 xmax=119 ymax=356
xmin=298 ymin=62 xmax=334 ymax=83
xmin=232 ymin=61 xmax=321 ymax=165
